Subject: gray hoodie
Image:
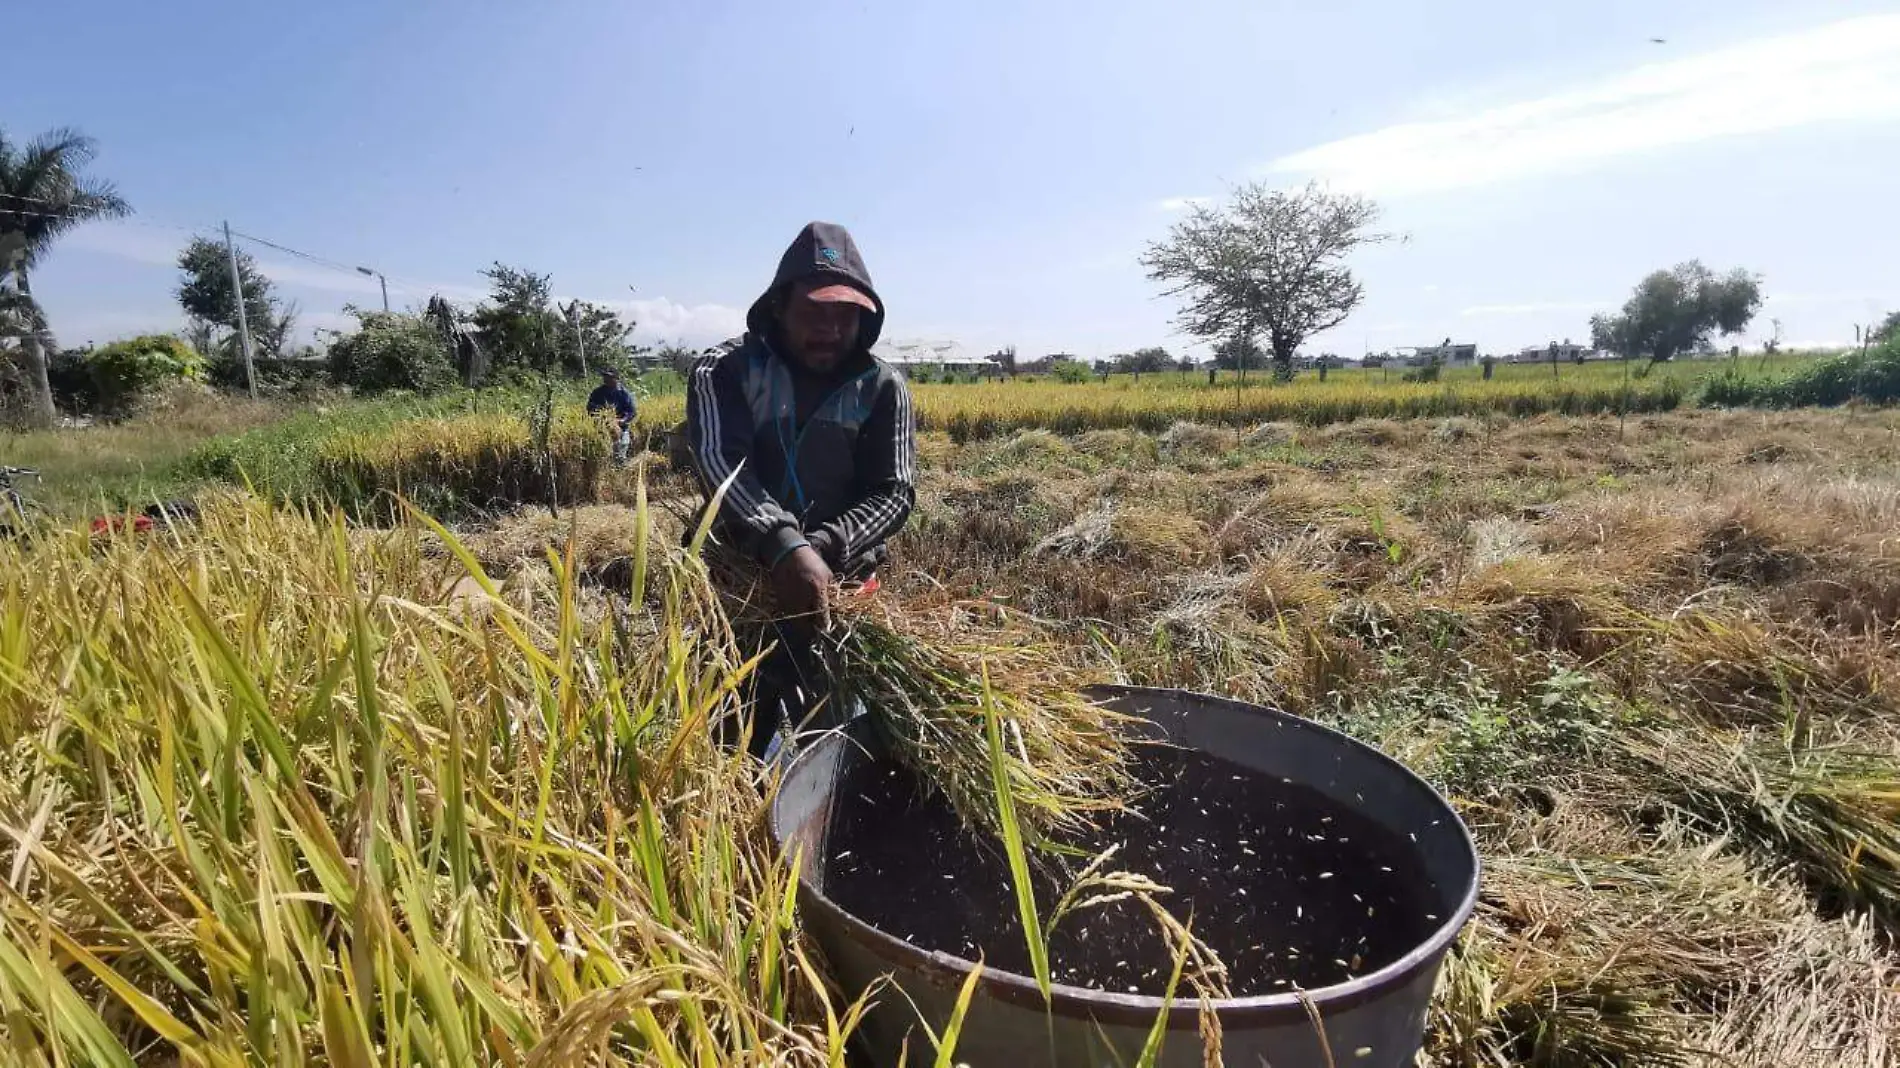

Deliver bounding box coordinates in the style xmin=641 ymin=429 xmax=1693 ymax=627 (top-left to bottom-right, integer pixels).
xmin=686 ymin=222 xmax=916 ymax=576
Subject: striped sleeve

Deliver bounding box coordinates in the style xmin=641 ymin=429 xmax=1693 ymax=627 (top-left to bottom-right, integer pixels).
xmin=686 ymin=353 xmax=808 ymax=564
xmin=809 ymin=371 xmax=916 ymax=567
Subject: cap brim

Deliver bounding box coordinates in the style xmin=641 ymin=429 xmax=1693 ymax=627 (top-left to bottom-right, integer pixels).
xmin=803 ymin=283 xmax=878 ymax=314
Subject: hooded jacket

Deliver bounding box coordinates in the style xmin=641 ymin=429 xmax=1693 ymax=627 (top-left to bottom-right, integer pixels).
xmin=687 ymin=222 xmax=916 ymax=577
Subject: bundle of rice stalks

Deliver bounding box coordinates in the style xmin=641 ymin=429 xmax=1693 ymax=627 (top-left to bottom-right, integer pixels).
xmin=1157 ymin=420 xmax=1237 ymax=456
xmin=1618 ymin=726 xmax=1900 ymax=925
xmin=821 ymin=596 xmax=1141 ymax=844
xmin=1427 ymin=840 xmax=1815 ymax=1068
xmin=1651 ymin=612 xmax=1893 ymax=730
xmin=1133 ymin=572 xmax=1293 ymax=704
xmin=696 ymin=544 xmax=1142 ymax=845
xmin=1448 ymin=554 xmax=1636 ymax=659
xmin=1030 ymin=501 xmax=1207 ymax=568
xmin=1073 ymin=427 xmax=1162 ymax=467
xmin=1691 ymin=910 xmax=1895 ymax=1067
xmin=1429 ymin=928 xmax=1694 ymax=1068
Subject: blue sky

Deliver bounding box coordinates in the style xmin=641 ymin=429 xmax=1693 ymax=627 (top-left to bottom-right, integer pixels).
xmin=11 ymin=0 xmax=1900 ymax=358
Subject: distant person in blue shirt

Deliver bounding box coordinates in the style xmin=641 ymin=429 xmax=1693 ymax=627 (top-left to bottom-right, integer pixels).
xmin=586 ymin=368 xmax=636 ymax=461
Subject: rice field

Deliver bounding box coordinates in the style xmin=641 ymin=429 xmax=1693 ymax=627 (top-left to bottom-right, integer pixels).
xmin=3 ymin=355 xmax=1898 ymax=1065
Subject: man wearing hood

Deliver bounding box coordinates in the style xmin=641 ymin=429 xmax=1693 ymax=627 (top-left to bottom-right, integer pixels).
xmin=687 ymin=222 xmax=916 ymax=755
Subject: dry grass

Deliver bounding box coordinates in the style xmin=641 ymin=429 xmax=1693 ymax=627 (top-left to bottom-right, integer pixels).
xmin=879 ymin=405 xmax=1900 ymax=1064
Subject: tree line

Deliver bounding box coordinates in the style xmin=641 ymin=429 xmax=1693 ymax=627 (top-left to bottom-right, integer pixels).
xmin=2 ymin=123 xmax=683 ymax=425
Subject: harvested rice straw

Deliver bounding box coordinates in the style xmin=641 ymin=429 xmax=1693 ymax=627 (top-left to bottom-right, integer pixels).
xmin=701 ymin=545 xmax=1139 ymax=842
xmin=820 ymin=595 xmax=1140 ymax=842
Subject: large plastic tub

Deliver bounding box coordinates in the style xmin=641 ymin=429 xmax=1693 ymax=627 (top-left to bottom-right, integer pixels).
xmin=770 ymin=686 xmax=1479 ymax=1067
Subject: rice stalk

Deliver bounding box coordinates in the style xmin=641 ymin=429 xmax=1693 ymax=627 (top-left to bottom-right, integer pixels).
xmin=0 ymin=489 xmax=866 ymax=1065
xmin=821 ymin=597 xmax=1139 ymax=843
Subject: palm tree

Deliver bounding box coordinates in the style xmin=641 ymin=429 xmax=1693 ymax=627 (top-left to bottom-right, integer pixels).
xmin=1 ymin=126 xmax=131 ymax=427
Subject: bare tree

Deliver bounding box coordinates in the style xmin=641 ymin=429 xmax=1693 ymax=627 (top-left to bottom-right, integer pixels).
xmin=1142 ymin=181 xmax=1389 ymax=382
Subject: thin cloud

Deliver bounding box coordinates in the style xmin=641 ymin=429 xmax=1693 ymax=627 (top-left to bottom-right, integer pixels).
xmin=67 ymin=222 xmax=743 ymax=347
xmin=591 ymin=297 xmax=746 ymax=348
xmin=1269 ymin=14 xmax=1900 ymax=194
xmin=1155 ymin=196 xmax=1213 ymax=212
xmin=1763 ymin=291 xmax=1887 ymax=306
xmin=1460 ymin=300 xmax=1612 ymax=317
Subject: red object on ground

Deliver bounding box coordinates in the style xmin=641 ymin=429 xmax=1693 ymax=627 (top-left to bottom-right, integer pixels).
xmin=848 ymin=573 xmax=880 ymax=598
xmin=90 ymin=514 xmax=155 ymax=535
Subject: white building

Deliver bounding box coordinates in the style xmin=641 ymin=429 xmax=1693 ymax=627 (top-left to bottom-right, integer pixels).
xmin=1514 ymin=342 xmax=1595 ymax=363
xmin=870 ymin=338 xmax=996 ymax=376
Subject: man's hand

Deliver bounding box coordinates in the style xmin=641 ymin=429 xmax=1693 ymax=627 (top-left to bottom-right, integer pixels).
xmin=771 ymin=545 xmax=834 ymax=624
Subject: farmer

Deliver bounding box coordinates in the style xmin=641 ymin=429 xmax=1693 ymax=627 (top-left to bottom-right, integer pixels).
xmin=586 ymin=368 xmax=637 ymax=462
xmin=687 ymin=221 xmax=916 ymax=757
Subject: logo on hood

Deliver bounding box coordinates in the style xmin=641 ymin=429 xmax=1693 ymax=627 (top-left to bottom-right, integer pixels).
xmin=819 ymin=246 xmax=841 ymax=264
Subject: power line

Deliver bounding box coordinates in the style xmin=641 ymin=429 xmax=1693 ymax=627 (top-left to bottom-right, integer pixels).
xmin=226 ymin=227 xmax=366 ymax=278
xmin=3 ymin=194 xmax=469 ymax=306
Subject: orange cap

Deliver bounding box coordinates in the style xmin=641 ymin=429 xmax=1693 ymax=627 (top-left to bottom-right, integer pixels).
xmin=802 ymin=282 xmax=878 ymax=314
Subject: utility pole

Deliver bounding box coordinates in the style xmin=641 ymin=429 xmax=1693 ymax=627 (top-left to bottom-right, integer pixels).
xmin=355 ymin=266 xmax=389 ymax=312
xmin=223 ymin=221 xmax=257 ymax=398
xmin=566 ymin=300 xmax=588 ymax=377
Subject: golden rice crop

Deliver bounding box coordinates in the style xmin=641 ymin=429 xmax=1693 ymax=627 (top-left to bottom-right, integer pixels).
xmin=313 ymin=407 xmax=611 ymax=515
xmin=0 ymin=492 xmax=866 ymax=1065
xmin=912 ymin=374 xmax=1688 ymax=441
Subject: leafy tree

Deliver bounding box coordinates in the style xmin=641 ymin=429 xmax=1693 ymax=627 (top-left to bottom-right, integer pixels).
xmin=471 ymin=263 xmax=562 ymax=376
xmin=1589 ymin=261 xmax=1761 ymax=367
xmin=327 ymin=310 xmax=454 ymax=394
xmin=656 ymin=343 xmax=698 ymax=374
xmin=1142 ymin=181 xmax=1388 ymax=383
xmin=176 ymin=237 xmax=277 ymax=338
xmin=1871 ymin=310 xmax=1900 ymax=346
xmin=1116 ymin=346 xmax=1173 ymax=378
xmin=1211 ymin=334 xmax=1264 ymax=374
xmin=85 ymin=334 xmax=205 ymax=414
xmin=561 ymin=299 xmax=640 ymax=375
xmin=0 ymin=126 xmax=131 ymax=426
xmin=176 ymin=237 xmax=301 ymax=391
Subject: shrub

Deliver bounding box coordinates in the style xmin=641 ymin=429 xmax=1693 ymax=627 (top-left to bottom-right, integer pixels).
xmin=327 ymin=312 xmax=455 ymax=394
xmin=1699 ymin=364 xmax=1762 ymax=407
xmin=1049 ymin=360 xmax=1092 ymax=384
xmin=1700 ymin=341 xmax=1900 ymax=409
xmin=46 ymin=347 xmax=101 ymax=412
xmin=85 ymin=335 xmax=206 ymax=414
xmin=200 ymin=338 xmax=329 ymax=393
xmin=1770 ymin=341 xmax=1900 ymax=406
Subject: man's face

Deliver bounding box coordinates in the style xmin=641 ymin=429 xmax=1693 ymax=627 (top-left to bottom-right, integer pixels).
xmin=778 ymin=281 xmax=862 ymax=374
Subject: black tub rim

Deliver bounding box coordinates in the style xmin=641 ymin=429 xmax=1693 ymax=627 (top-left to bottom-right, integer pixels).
xmin=771 ymin=685 xmax=1482 ymax=1031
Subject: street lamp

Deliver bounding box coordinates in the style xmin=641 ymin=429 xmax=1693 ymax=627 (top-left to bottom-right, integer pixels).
xmin=355 ymin=266 xmax=389 ymax=312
